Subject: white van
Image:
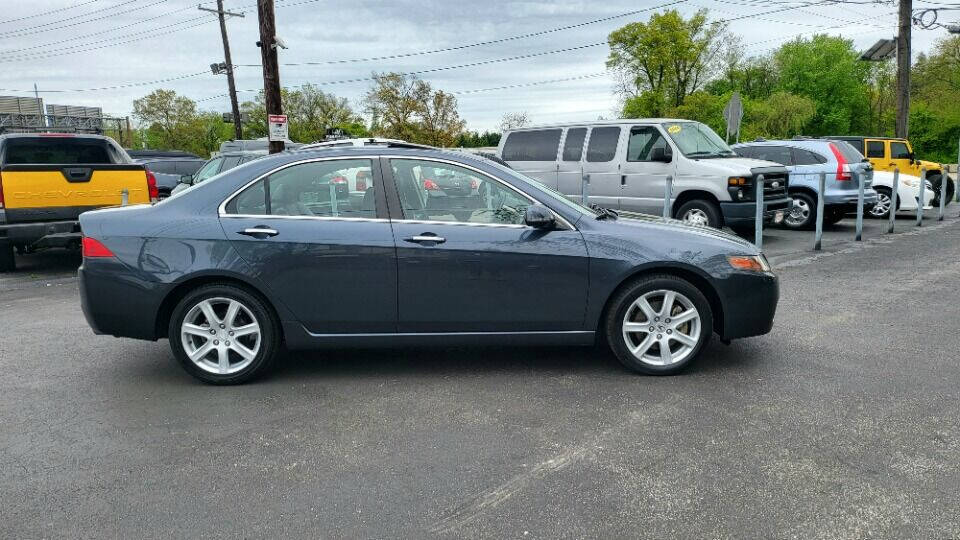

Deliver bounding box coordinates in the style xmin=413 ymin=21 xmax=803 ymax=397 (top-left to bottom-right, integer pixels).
xmin=497 ymin=119 xmax=792 ymax=233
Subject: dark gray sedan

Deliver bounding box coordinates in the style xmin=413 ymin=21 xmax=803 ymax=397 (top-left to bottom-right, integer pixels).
xmin=78 ymin=145 xmax=778 ymax=384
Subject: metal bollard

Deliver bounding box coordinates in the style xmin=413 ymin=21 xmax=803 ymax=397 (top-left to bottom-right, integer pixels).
xmin=754 ymin=174 xmax=764 ymax=249
xmin=888 ymin=168 xmax=899 ymax=234
xmin=938 ymin=165 xmax=947 ymax=221
xmin=121 ymin=189 xmax=129 ymax=206
xmin=814 ymin=172 xmax=825 ymax=250
xmin=855 ymin=169 xmax=865 ymax=241
xmin=581 ymin=173 xmax=590 ymax=206
xmin=917 ymin=167 xmax=925 ymax=227
xmin=663 ymin=174 xmax=673 ymax=219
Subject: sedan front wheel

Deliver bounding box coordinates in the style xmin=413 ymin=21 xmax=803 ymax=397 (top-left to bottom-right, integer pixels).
xmin=605 ymin=275 xmax=713 ymax=374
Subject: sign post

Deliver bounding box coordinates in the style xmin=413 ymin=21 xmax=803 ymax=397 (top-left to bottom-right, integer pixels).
xmin=268 ymin=113 xmax=288 ymax=143
xmin=723 ymin=92 xmax=743 ymax=143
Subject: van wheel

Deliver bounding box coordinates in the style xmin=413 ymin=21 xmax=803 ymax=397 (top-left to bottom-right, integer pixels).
xmin=605 ymin=274 xmax=713 ymax=375
xmin=168 ymin=283 xmax=281 ymax=385
xmin=675 ymin=199 xmax=722 ymax=229
xmin=0 ymin=241 xmax=15 ymax=272
xmin=783 ymin=192 xmax=816 ymax=230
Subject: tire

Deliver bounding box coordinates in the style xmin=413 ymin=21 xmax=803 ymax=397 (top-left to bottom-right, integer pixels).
xmin=928 ymin=174 xmax=954 ymax=207
xmin=869 ymin=187 xmax=893 ymax=219
xmin=168 ymin=283 xmax=281 ymax=385
xmin=783 ymin=192 xmax=816 ymax=230
xmin=674 ymin=199 xmax=722 ymax=229
xmin=0 ymin=241 xmax=15 ymax=273
xmin=605 ymin=274 xmax=713 ymax=375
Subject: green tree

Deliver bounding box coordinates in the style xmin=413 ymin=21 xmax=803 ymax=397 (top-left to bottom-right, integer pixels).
xmin=609 ymin=9 xmax=729 ymax=115
xmin=773 ymin=35 xmax=873 ymax=134
xmin=364 ymin=73 xmax=466 ymax=145
xmin=240 ymin=85 xmax=364 ymax=142
xmin=749 ymin=92 xmax=817 ymax=139
xmin=132 ymin=89 xmax=200 ymax=150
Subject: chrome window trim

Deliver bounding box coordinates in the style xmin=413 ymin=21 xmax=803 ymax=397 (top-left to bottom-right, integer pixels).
xmin=381 ymin=154 xmax=577 ymax=231
xmin=220 ymin=214 xmax=388 ymax=223
xmin=390 ymin=218 xmax=527 ymax=229
xmin=218 ymin=155 xmax=378 ymax=216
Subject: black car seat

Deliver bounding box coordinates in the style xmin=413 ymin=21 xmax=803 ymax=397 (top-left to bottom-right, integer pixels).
xmin=271 ymin=182 xmax=311 ymax=216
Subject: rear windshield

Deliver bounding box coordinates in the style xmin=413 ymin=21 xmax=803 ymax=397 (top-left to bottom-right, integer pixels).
xmin=3 ymin=137 xmax=121 ymax=165
xmin=830 ymin=140 xmax=865 ymax=163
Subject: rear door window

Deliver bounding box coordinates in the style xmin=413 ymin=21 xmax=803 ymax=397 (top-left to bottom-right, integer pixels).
xmin=586 ymin=127 xmax=620 ymax=162
xmin=866 ymin=140 xmax=885 ymax=158
xmin=749 ymin=146 xmax=792 ymax=166
xmin=792 ymin=148 xmax=827 ymax=165
xmin=501 ymin=129 xmax=562 ymax=161
xmin=562 ymin=128 xmax=587 ymax=162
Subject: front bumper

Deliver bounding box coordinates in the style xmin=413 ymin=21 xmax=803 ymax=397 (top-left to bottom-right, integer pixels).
xmin=720 ymin=196 xmax=793 ymax=226
xmin=718 ymin=270 xmax=779 ymax=340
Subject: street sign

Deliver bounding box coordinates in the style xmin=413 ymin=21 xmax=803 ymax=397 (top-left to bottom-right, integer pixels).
xmin=723 ymin=92 xmax=743 ymax=143
xmin=268 ymin=114 xmax=288 ymax=142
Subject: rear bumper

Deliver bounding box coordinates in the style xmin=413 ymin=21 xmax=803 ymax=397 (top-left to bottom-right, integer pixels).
xmin=720 ymin=196 xmax=792 ymax=226
xmin=824 ymin=191 xmax=878 ymax=209
xmin=79 ymin=259 xmax=167 ymax=340
xmin=0 ymin=218 xmax=81 ymax=246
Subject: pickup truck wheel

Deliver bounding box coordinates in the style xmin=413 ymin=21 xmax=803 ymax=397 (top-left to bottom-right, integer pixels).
xmin=605 ymin=275 xmax=712 ymax=375
xmin=0 ymin=241 xmax=15 ymax=272
xmin=783 ymin=192 xmax=816 ymax=230
xmin=675 ymin=199 xmax=722 ymax=229
xmin=168 ymin=284 xmax=281 ymax=385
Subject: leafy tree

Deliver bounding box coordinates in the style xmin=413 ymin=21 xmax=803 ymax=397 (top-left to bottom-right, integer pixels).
xmin=240 ymin=85 xmax=364 ymax=142
xmin=749 ymin=92 xmax=817 ymax=139
xmin=132 ymin=89 xmax=200 ymax=150
xmin=608 ymin=9 xmax=729 ymax=115
xmin=455 ymin=130 xmax=501 ymax=148
xmin=499 ymin=111 xmax=530 ymax=132
xmin=364 ymin=72 xmax=466 ymax=145
xmin=419 ymin=90 xmax=466 ymax=147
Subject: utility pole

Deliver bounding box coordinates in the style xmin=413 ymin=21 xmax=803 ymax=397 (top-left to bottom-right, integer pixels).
xmin=896 ymin=0 xmax=912 ymax=138
xmin=257 ymin=0 xmax=284 ymax=153
xmin=199 ymin=1 xmax=244 ymax=140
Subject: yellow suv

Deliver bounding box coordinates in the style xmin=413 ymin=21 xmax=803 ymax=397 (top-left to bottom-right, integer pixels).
xmin=830 ymin=136 xmax=952 ymax=205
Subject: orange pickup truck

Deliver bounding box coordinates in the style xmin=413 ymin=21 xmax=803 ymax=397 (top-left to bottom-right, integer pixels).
xmin=0 ymin=133 xmax=157 ymax=271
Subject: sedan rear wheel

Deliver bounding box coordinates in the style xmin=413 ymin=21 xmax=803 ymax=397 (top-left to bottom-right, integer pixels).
xmin=869 ymin=189 xmax=893 ymax=219
xmin=606 ymin=275 xmax=713 ymax=374
xmin=169 ymin=284 xmax=280 ymax=384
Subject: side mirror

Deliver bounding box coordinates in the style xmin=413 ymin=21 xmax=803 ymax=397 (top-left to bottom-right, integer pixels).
xmin=524 ymin=204 xmax=556 ymax=229
xmin=651 ymin=146 xmax=673 ymax=163
xmin=179 ymin=174 xmax=193 ymax=185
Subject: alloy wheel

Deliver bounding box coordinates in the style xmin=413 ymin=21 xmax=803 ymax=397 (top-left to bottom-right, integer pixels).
xmin=870 ymin=192 xmax=891 ymax=217
xmin=180 ymin=297 xmax=262 ymax=375
xmin=621 ymin=289 xmax=701 ymax=366
xmin=785 ymin=197 xmax=810 ymax=227
xmin=682 ymin=208 xmax=710 ymax=227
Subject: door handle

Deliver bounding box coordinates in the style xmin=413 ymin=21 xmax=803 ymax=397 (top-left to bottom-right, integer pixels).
xmin=238 ymin=227 xmax=279 ymax=238
xmin=404 ymin=234 xmax=445 ymax=244
xmin=621 ymin=174 xmax=627 ymax=186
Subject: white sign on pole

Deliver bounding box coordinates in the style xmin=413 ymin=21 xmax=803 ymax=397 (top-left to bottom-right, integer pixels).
xmin=268 ymin=114 xmax=288 ymax=142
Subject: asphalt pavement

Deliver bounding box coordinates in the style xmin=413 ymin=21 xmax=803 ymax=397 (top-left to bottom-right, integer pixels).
xmin=2 ymin=212 xmax=960 ymax=538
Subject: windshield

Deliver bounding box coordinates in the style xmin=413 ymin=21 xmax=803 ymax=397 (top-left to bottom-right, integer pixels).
xmin=662 ymin=121 xmax=736 ymax=159
xmin=482 ymin=160 xmax=598 ymax=217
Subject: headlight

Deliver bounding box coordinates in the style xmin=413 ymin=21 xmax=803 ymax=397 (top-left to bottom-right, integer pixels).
xmin=727 ymin=254 xmax=771 ymax=272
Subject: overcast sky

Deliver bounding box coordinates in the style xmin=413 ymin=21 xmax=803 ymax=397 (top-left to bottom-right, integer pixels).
xmin=2 ymin=0 xmax=953 ymax=132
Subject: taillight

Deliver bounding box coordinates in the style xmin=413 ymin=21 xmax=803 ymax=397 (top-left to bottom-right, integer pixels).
xmin=0 ymin=171 xmax=4 ymax=209
xmin=330 ymin=176 xmax=347 ymax=185
xmin=146 ymin=170 xmax=159 ymax=201
xmin=829 ymin=143 xmax=851 ymax=181
xmin=82 ymin=237 xmax=115 ymax=258
xmin=423 ymin=178 xmax=440 ymax=191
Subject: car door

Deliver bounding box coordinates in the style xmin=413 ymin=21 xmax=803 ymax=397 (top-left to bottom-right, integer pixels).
xmin=383 ymin=157 xmax=589 ymax=333
xmin=220 ymin=156 xmax=397 ymax=334
xmin=888 ymin=140 xmax=919 ymax=176
xmin=581 ymin=126 xmax=622 ymax=209
xmin=864 ymin=139 xmax=889 ymax=172
xmin=620 ymin=125 xmax=676 ymax=214
xmin=557 ymin=127 xmax=587 ymax=198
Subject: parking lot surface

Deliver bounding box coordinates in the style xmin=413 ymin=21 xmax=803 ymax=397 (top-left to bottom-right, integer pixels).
xmin=2 ymin=214 xmax=960 ymax=538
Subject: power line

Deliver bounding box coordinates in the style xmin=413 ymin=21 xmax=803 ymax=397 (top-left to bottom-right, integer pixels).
xmin=1 ymin=0 xmax=171 ymax=40
xmin=451 ymin=72 xmax=612 ymax=96
xmin=199 ymin=41 xmax=609 ymax=101
xmin=0 ymin=70 xmax=211 ymax=94
xmin=0 ymin=0 xmax=102 ymax=26
xmin=0 ymin=0 xmax=144 ymax=37
xmin=236 ymin=0 xmax=688 ymax=68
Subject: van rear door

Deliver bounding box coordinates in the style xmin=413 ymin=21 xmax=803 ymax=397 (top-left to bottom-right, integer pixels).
xmin=499 ymin=129 xmax=561 ymax=189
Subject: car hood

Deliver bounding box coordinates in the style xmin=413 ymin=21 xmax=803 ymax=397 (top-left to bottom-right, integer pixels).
xmin=685 ymin=156 xmax=786 ymax=176
xmin=609 ymin=211 xmax=758 ymax=253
